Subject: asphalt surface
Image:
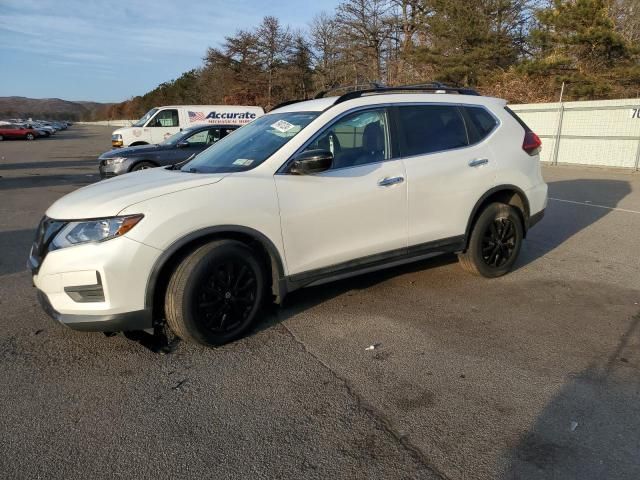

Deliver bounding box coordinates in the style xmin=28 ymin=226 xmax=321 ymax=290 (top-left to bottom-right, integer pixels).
xmin=1 ymin=125 xmax=639 ymax=479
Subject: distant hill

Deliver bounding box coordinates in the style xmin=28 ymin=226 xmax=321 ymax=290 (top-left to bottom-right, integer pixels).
xmin=0 ymin=96 xmax=113 ymax=121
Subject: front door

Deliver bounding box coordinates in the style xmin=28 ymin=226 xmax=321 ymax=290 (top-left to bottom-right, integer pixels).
xmin=274 ymin=108 xmax=408 ymax=277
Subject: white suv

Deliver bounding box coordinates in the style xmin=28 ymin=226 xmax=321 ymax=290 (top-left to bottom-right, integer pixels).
xmin=30 ymin=85 xmax=547 ymax=347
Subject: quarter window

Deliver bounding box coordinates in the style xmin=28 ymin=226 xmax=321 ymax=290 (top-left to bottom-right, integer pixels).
xmin=150 ymin=109 xmax=179 ymax=128
xmin=464 ymin=107 xmax=497 ymax=142
xmin=397 ymin=105 xmax=469 ymax=156
xmin=303 ymin=109 xmax=390 ymax=169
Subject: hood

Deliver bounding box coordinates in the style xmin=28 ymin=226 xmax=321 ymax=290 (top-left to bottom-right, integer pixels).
xmin=46 ymin=167 xmax=226 ymax=219
xmin=99 ymin=144 xmax=160 ymax=158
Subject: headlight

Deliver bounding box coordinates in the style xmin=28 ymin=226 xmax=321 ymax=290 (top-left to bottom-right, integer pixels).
xmin=111 ymin=134 xmax=122 ymax=140
xmin=51 ymin=215 xmax=143 ymax=250
xmin=104 ymin=157 xmax=127 ymax=165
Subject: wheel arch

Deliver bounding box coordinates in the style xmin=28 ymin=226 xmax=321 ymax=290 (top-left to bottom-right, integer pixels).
xmin=145 ymin=225 xmax=287 ymax=324
xmin=129 ymin=159 xmax=159 ymax=171
xmin=465 ymin=185 xmax=531 ymax=248
xmin=129 ymin=141 xmax=149 ymax=146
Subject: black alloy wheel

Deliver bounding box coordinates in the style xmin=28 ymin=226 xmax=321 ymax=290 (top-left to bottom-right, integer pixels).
xmin=193 ymin=258 xmax=258 ymax=335
xmin=481 ymin=217 xmax=517 ymax=268
xmin=458 ymin=202 xmax=524 ymax=278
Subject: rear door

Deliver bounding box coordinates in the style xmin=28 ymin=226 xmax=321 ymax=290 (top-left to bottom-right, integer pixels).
xmin=396 ymin=104 xmax=498 ymax=246
xmin=275 ymin=107 xmax=408 ymax=277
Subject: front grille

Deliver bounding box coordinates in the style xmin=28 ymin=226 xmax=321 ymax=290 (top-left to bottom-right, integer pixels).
xmin=30 ymin=217 xmax=66 ymax=273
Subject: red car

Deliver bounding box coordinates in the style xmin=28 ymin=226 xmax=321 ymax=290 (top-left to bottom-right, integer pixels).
xmin=0 ymin=124 xmax=39 ymax=141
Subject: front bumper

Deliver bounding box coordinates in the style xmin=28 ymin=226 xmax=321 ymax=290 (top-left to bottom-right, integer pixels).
xmin=37 ymin=290 xmax=152 ymax=331
xmin=99 ymin=159 xmax=131 ymax=178
xmin=32 ymin=235 xmax=161 ymax=332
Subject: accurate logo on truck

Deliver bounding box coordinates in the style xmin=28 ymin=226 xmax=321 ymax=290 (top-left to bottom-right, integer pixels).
xmin=188 ymin=111 xmax=257 ymax=125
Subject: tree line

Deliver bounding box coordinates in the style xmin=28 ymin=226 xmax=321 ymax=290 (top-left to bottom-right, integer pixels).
xmin=107 ymin=0 xmax=640 ymax=119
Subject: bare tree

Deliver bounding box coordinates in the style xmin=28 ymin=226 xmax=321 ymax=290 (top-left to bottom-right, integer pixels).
xmin=256 ymin=16 xmax=292 ymax=108
xmin=335 ymin=0 xmax=395 ymax=82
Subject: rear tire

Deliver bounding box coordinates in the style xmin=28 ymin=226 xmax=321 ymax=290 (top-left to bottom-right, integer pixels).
xmin=0 ymin=135 xmax=3 ymax=141
xmin=165 ymin=240 xmax=266 ymax=347
xmin=458 ymin=203 xmax=523 ymax=278
xmin=25 ymin=133 xmax=35 ymax=140
xmin=131 ymin=161 xmax=157 ymax=171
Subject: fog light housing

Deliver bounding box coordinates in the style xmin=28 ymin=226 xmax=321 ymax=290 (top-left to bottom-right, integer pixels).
xmin=64 ymin=272 xmax=105 ymax=303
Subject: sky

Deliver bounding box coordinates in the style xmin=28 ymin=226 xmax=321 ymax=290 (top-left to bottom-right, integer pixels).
xmin=0 ymin=0 xmax=341 ymax=103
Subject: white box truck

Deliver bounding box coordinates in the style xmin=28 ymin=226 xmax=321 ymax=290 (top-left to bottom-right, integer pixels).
xmin=111 ymin=105 xmax=264 ymax=148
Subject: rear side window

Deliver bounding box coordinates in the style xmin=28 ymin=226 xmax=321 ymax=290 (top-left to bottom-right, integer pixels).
xmin=463 ymin=107 xmax=498 ymax=143
xmin=396 ymin=105 xmax=469 ymax=156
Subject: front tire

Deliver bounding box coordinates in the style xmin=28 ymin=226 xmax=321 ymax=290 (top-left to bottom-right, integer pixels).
xmin=165 ymin=240 xmax=266 ymax=347
xmin=131 ymin=161 xmax=157 ymax=171
xmin=25 ymin=133 xmax=35 ymax=140
xmin=458 ymin=203 xmax=523 ymax=278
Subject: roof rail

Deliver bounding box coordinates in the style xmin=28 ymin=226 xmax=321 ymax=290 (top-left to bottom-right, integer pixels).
xmin=314 ymin=82 xmax=384 ymax=99
xmin=271 ymin=99 xmax=305 ymax=111
xmin=332 ymin=82 xmax=480 ymax=105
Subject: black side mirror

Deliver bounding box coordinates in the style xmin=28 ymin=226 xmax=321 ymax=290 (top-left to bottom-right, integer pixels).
xmin=177 ymin=141 xmax=189 ymax=148
xmin=290 ymin=149 xmax=333 ymax=175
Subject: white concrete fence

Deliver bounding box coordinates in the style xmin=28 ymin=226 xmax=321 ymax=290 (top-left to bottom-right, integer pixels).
xmin=76 ymin=120 xmax=133 ymax=127
xmin=511 ymin=98 xmax=640 ymax=170
xmin=79 ymin=97 xmax=640 ymax=170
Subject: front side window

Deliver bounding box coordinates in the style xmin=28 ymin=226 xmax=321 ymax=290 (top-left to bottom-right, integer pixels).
xmin=133 ymin=108 xmax=158 ymax=127
xmin=183 ymin=112 xmax=319 ymax=174
xmin=150 ymin=109 xmax=179 ymax=128
xmin=397 ymin=105 xmax=469 ymax=157
xmin=302 ymin=109 xmax=390 ymax=169
xmin=184 ymin=129 xmax=210 ymax=145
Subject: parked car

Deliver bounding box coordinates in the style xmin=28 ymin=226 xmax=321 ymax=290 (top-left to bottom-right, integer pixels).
xmin=30 ymin=83 xmax=547 ymax=347
xmin=0 ymin=124 xmax=39 ymax=140
xmin=111 ymin=105 xmax=264 ymax=148
xmin=32 ymin=123 xmax=56 ymax=136
xmin=98 ymin=124 xmax=238 ymax=178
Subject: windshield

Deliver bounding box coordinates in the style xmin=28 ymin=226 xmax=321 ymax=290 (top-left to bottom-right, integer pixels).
xmin=133 ymin=108 xmax=158 ymax=127
xmin=182 ymin=112 xmax=319 ymax=174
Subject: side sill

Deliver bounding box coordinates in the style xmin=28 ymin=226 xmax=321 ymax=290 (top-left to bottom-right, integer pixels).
xmin=286 ymin=235 xmax=465 ymax=292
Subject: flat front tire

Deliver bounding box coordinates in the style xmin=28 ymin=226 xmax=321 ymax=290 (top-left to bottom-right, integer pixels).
xmin=458 ymin=202 xmax=524 ymax=278
xmin=165 ymin=240 xmax=266 ymax=347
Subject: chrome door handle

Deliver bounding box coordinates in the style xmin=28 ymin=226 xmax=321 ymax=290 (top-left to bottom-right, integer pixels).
xmin=378 ymin=176 xmax=405 ymax=187
xmin=469 ymin=158 xmax=489 ymax=167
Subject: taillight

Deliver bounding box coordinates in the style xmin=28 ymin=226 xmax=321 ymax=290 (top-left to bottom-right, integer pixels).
xmin=523 ymin=131 xmax=542 ymax=156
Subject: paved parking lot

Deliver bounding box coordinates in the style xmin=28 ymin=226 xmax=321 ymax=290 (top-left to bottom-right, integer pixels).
xmin=1 ymin=125 xmax=639 ymax=479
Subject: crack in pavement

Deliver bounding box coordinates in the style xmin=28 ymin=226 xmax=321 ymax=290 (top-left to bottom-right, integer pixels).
xmin=279 ymin=322 xmax=450 ymax=480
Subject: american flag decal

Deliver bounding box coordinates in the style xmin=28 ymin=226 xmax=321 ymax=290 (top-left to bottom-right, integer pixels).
xmin=188 ymin=111 xmax=205 ymax=122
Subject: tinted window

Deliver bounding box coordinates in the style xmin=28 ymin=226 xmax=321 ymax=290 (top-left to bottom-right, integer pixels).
xmin=397 ymin=105 xmax=468 ymax=156
xmin=303 ymin=109 xmax=390 ymax=169
xmin=464 ymin=107 xmax=497 ymax=142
